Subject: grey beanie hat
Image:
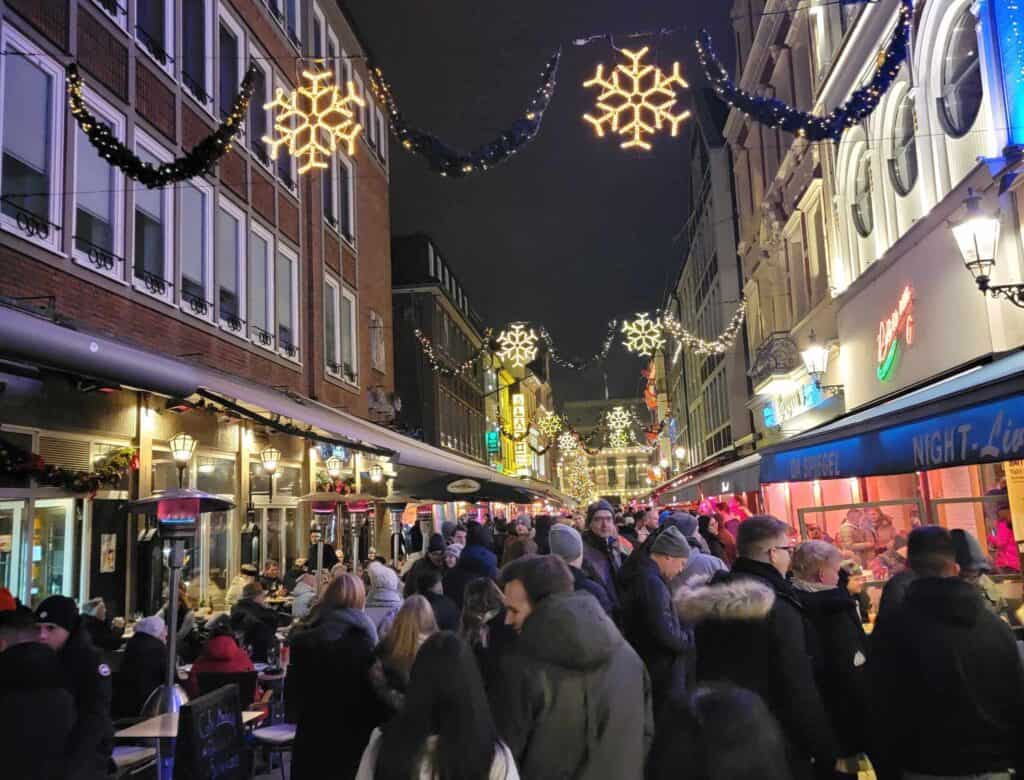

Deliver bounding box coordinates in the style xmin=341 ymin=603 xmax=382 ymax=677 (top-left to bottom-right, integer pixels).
xmin=549 ymin=524 xmax=584 ymax=562
xmin=669 ymin=511 xmax=699 ymax=539
xmin=651 ymin=525 xmax=691 ymax=559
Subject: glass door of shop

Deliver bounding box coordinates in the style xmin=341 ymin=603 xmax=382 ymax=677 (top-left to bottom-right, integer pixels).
xmin=0 ymin=500 xmax=25 ymax=599
xmin=257 ymin=506 xmax=301 ymax=574
xmin=29 ymin=499 xmax=75 ymax=608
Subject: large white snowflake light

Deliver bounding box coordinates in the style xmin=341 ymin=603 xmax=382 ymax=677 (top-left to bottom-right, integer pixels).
xmin=583 ymin=47 xmax=691 ymax=151
xmin=263 ymin=69 xmax=365 ymax=174
xmin=606 ymin=405 xmax=632 ymax=434
xmin=535 ymin=408 xmax=564 ymax=439
xmin=558 ymin=431 xmax=580 ymax=453
xmin=496 ymin=323 xmax=538 ymax=368
xmin=622 ymin=313 xmax=666 ymax=356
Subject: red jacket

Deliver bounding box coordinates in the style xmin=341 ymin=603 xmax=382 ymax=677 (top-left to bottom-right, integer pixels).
xmin=186 ymin=635 xmax=255 ymax=699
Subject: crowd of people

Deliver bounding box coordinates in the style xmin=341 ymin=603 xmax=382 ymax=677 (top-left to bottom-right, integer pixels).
xmin=2 ymin=500 xmax=1024 ymax=779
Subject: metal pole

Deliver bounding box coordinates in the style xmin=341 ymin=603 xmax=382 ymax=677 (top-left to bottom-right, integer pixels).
xmin=165 ymin=540 xmax=184 ymax=691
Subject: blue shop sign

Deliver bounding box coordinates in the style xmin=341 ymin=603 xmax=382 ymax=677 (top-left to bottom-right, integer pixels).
xmin=760 ymin=393 xmax=1024 ymax=483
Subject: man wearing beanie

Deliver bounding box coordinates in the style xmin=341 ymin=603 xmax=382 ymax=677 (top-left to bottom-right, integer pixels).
xmin=36 ymin=594 xmax=114 ymax=779
xmin=403 ymin=532 xmax=447 ymax=597
xmin=549 ymin=523 xmax=614 ymax=616
xmin=620 ymin=525 xmax=693 ymax=716
xmin=581 ymin=499 xmax=624 ymax=615
xmin=666 ymin=511 xmax=728 ymax=586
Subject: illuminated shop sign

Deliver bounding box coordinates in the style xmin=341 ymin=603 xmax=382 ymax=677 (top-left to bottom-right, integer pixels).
xmin=512 ymin=393 xmax=529 ymax=472
xmin=992 ymin=0 xmax=1024 ymax=147
xmin=762 ymin=381 xmax=824 ymax=428
xmin=877 ymin=285 xmax=914 ymax=382
xmin=761 ymin=393 xmax=1024 ymax=483
xmin=485 ymin=430 xmax=500 ymax=453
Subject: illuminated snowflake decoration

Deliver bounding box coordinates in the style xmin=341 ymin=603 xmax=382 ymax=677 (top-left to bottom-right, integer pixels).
xmin=558 ymin=431 xmax=580 ymax=453
xmin=263 ymin=69 xmax=365 ymax=174
xmin=535 ymin=408 xmax=564 ymax=439
xmin=583 ymin=47 xmax=691 ymax=151
xmin=608 ymin=430 xmax=631 ymax=449
xmin=622 ymin=313 xmax=666 ymax=356
xmin=496 ymin=323 xmax=539 ymax=368
xmin=605 ymin=405 xmax=632 ymax=433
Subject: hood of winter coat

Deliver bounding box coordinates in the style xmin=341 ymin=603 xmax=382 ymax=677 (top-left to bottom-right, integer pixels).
xmin=794 ymin=585 xmax=858 ymax=617
xmin=367 ymin=562 xmax=401 ymax=596
xmin=291 ymin=580 xmax=314 ymax=598
xmin=0 ymin=641 xmax=64 ymax=690
xmin=203 ymin=634 xmax=244 ymax=662
xmin=905 ymin=576 xmax=985 ymax=627
xmin=457 ymin=544 xmax=498 ymax=577
xmin=316 ymin=606 xmax=378 ymax=642
xmin=517 ymin=591 xmax=619 ymax=671
xmin=676 ymin=577 xmax=776 ymax=624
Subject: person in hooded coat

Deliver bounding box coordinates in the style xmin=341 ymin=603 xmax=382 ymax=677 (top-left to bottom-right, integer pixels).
xmin=405 ymin=534 xmax=447 ymax=598
xmin=112 ymin=615 xmax=168 ymax=718
xmin=286 ymin=573 xmax=386 ymax=780
xmin=619 ymin=526 xmax=694 ymax=717
xmin=790 ymin=541 xmax=870 ymax=773
xmin=869 ymin=526 xmax=1024 ymax=780
xmin=186 ymin=614 xmax=255 ymax=699
xmin=444 ymin=523 xmax=499 ymax=609
xmin=290 ymin=571 xmax=318 ymax=621
xmin=365 ymin=561 xmax=404 ymax=637
xmin=493 ymin=555 xmax=653 ymax=780
xmin=667 ymin=512 xmax=727 ymax=586
xmin=697 ymin=515 xmax=728 ymax=562
xmin=677 ymin=516 xmax=837 ymax=780
xmin=0 ymin=605 xmax=76 ymax=780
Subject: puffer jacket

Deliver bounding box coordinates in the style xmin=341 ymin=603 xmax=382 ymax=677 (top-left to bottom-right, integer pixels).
xmin=492 ymin=591 xmax=653 ymax=780
xmin=290 ymin=580 xmax=317 ymax=621
xmin=365 ymin=562 xmax=403 ymax=637
xmin=186 ymin=634 xmax=255 ymax=699
xmin=678 ymin=559 xmax=838 ymax=779
xmin=581 ymin=530 xmax=622 ymax=613
xmin=443 ymin=543 xmax=498 ymax=609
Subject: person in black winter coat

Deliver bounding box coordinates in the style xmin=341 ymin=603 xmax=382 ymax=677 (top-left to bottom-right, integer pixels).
xmin=548 ymin=522 xmax=615 ymax=616
xmin=620 ymin=525 xmax=694 ymax=717
xmin=677 ymin=516 xmax=838 ymax=780
xmin=414 ymin=569 xmax=460 ymax=632
xmin=35 ymin=595 xmax=114 ymax=780
xmin=698 ymin=515 xmax=728 ymax=562
xmin=580 ymin=500 xmax=623 ymax=613
xmin=869 ymin=526 xmax=1024 ymax=780
xmin=0 ymin=606 xmax=76 ymax=780
xmin=404 ymin=533 xmax=447 ymax=598
xmin=112 ymin=615 xmax=168 ymax=718
xmin=286 ymin=573 xmax=387 ymax=779
xmin=791 ymin=541 xmax=870 ymax=770
xmin=443 ymin=524 xmax=499 ymax=609
xmin=230 ymin=582 xmax=288 ymax=662
xmin=80 ymin=598 xmax=124 ymax=653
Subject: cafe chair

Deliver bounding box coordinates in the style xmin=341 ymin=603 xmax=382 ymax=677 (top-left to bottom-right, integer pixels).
xmin=110 ymin=745 xmax=157 ymax=778
xmin=197 ymin=670 xmax=259 ymax=707
xmin=249 ymin=723 xmax=295 ymax=780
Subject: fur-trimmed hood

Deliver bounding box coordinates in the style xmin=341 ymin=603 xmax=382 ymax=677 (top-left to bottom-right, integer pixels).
xmin=676 ymin=577 xmax=775 ymax=624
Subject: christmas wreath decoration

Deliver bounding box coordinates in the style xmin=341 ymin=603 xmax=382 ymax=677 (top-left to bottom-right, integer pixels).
xmin=0 ymin=441 xmax=137 ymax=495
xmin=66 ymin=63 xmax=259 ymax=188
xmin=696 ymin=0 xmax=912 ymax=141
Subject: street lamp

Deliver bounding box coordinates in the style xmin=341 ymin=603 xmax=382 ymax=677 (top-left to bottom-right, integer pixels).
xmin=169 ymin=432 xmax=196 ymax=488
xmin=674 ymin=446 xmax=687 ymax=461
xmin=659 ymin=457 xmax=670 ymax=470
xmin=953 ymin=189 xmax=1014 ymax=304
xmin=369 ymin=463 xmax=384 ymax=483
xmin=325 ymin=456 xmax=344 ymax=480
xmin=260 ymin=446 xmax=281 ymax=499
xmin=801 ymin=330 xmax=843 ymax=395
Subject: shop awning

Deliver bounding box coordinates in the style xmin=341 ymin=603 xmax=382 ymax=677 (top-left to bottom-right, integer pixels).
xmin=698 ymin=453 xmax=762 ymax=497
xmin=759 ymin=351 xmax=1024 ymax=483
xmin=0 ymin=302 xmax=567 ymax=505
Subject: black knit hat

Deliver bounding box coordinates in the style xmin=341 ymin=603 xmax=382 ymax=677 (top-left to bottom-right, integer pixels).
xmin=586 ymin=500 xmax=615 ymax=525
xmin=35 ymin=595 xmax=80 ymax=633
xmin=427 ymin=533 xmax=446 ymax=553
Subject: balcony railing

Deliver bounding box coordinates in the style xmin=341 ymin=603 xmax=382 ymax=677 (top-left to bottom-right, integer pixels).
xmin=74 ymin=236 xmax=121 ymax=272
xmin=2 ymin=197 xmax=61 ymax=241
xmin=222 ymin=313 xmax=245 ymax=333
xmin=181 ymin=290 xmax=213 ymax=317
xmin=182 ymin=71 xmax=212 ymax=106
xmin=251 ymin=325 xmax=275 ymax=347
xmin=280 ymin=340 xmax=299 ymax=359
xmin=135 ymin=26 xmax=173 ymax=66
xmin=135 ymin=268 xmax=173 ymax=297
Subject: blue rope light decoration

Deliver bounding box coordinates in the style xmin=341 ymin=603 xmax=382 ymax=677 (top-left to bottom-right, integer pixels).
xmin=369 ymin=50 xmax=561 ymax=177
xmin=696 ymin=0 xmax=912 ymax=142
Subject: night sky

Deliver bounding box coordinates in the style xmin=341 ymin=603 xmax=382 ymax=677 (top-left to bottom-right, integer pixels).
xmin=345 ymin=1 xmax=734 ymax=404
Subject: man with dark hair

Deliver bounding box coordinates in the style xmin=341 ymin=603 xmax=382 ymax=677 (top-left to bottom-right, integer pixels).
xmin=230 ymin=582 xmax=288 ymax=662
xmin=678 ymin=515 xmax=838 ymax=779
xmin=620 ymin=525 xmax=694 ymax=716
xmin=494 ymin=555 xmax=653 ymax=779
xmin=443 ymin=523 xmax=499 ymax=609
xmin=869 ymin=526 xmax=1024 ymax=779
xmin=413 ymin=568 xmax=459 ymax=631
xmin=403 ymin=533 xmax=447 ymax=598
xmin=35 ymin=595 xmax=114 ymax=780
xmin=451 ymin=523 xmax=468 ymax=548
xmin=875 ymin=525 xmax=954 ymax=629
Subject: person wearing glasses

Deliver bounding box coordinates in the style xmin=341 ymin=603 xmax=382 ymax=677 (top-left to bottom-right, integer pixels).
xmin=678 ymin=515 xmax=839 ymax=780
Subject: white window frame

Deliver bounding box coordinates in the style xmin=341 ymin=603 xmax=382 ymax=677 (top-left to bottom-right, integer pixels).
xmin=370 ymin=309 xmax=386 ymax=374
xmin=323 ymin=150 xmax=339 ymax=230
xmin=340 ymin=285 xmax=358 ymax=384
xmin=353 ymin=71 xmax=367 ymax=135
xmin=217 ymin=5 xmax=246 ymax=139
xmin=324 ymin=273 xmax=343 ymax=378
xmin=376 ymin=106 xmax=388 ymax=165
xmin=134 ymin=0 xmax=175 ymax=77
xmin=177 ymin=176 xmax=215 ymax=324
xmin=248 ymin=220 xmax=276 ymax=352
xmin=276 ymin=243 xmax=300 ymax=362
xmin=338 ymin=153 xmax=356 ymax=247
xmin=328 ymin=28 xmax=341 ymax=85
xmin=216 ymin=196 xmax=248 ymax=336
xmin=179 ymin=0 xmax=214 ymax=114
xmin=92 ymin=0 xmax=128 ymax=30
xmin=131 ymin=129 xmax=176 ymax=305
xmin=312 ymin=3 xmax=327 ymax=61
xmin=72 ymin=86 xmax=126 ymax=282
xmin=0 ymin=26 xmax=65 ymax=255
xmin=273 ymin=74 xmax=298 ymax=193
xmin=283 ymin=0 xmax=301 ymax=47
xmin=247 ymin=44 xmax=273 ymax=171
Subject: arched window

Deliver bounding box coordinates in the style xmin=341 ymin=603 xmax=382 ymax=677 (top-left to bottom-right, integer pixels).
xmin=889 ymin=93 xmax=918 ymax=196
xmin=852 ymin=149 xmax=874 ymax=238
xmin=939 ymin=8 xmax=983 ymax=138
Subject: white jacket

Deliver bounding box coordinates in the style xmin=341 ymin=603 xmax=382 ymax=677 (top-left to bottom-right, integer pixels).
xmin=355 ymin=728 xmax=519 ymax=780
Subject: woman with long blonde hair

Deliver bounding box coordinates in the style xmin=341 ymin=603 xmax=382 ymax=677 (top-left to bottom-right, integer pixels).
xmin=370 ymin=594 xmax=438 ymax=713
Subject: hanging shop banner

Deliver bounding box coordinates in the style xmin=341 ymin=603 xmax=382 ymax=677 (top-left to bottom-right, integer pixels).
xmin=1004 ymin=460 xmax=1024 ymax=540
xmin=761 ymin=392 xmax=1024 ymax=483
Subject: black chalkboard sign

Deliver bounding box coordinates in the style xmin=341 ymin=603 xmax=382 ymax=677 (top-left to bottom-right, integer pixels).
xmin=174 ymin=685 xmax=246 ymax=779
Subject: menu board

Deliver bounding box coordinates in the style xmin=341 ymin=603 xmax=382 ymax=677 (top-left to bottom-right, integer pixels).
xmin=174 ymin=685 xmax=245 ymax=779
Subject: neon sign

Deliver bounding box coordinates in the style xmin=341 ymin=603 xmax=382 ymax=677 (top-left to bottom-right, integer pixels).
xmin=512 ymin=393 xmax=529 ymax=473
xmin=877 ymin=285 xmax=914 ymax=382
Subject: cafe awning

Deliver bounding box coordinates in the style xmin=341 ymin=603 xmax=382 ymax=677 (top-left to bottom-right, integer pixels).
xmin=698 ymin=453 xmax=762 ymax=497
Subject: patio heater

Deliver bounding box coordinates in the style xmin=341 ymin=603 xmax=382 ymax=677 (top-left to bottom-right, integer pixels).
xmin=124 ymin=489 xmax=235 ymax=716
xmin=298 ymin=491 xmax=375 ymax=592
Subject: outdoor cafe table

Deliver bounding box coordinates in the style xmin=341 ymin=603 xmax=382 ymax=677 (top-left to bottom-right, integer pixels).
xmin=115 ymin=709 xmax=264 ymax=739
